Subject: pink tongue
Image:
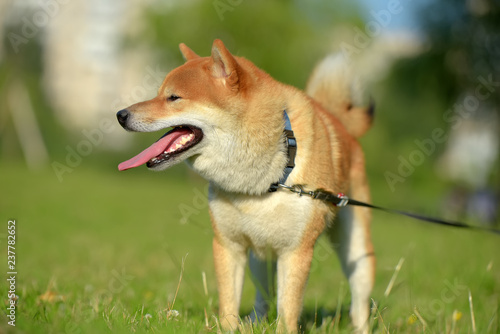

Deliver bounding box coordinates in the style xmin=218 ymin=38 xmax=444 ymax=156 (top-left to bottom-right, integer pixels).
xmin=118 ymin=128 xmax=192 ymax=171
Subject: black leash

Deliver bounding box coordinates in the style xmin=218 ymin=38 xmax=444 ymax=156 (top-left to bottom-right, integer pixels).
xmin=269 ymin=110 xmax=499 ymax=235
xmin=277 ymin=184 xmax=500 ymax=235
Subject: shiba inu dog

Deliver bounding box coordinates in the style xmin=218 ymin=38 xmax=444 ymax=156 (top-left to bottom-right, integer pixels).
xmin=117 ymin=39 xmax=375 ymax=333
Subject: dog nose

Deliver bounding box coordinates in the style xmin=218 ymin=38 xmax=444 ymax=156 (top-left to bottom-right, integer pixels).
xmin=117 ymin=109 xmax=129 ymax=127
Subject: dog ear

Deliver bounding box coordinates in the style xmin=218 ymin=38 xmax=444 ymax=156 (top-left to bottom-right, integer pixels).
xmin=179 ymin=43 xmax=200 ymax=61
xmin=210 ymin=39 xmax=239 ymax=90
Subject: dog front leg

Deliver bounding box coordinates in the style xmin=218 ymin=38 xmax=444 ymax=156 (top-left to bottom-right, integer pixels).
xmin=276 ymin=246 xmax=314 ymax=333
xmin=213 ymin=237 xmax=247 ymax=331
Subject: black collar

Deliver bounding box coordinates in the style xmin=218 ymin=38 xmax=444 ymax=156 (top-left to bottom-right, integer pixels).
xmin=269 ymin=110 xmax=297 ymax=192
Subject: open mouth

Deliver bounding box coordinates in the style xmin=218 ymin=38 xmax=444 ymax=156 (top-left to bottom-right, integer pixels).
xmin=118 ymin=125 xmax=203 ymax=171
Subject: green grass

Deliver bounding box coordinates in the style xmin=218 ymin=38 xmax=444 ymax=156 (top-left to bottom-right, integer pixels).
xmin=0 ymin=161 xmax=499 ymax=333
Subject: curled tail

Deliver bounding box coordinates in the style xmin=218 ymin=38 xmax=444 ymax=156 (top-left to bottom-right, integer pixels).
xmin=306 ymin=54 xmax=374 ymax=138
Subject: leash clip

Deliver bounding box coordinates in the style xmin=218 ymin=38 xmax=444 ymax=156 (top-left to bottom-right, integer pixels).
xmin=278 ymin=184 xmax=315 ymax=197
xmin=335 ymin=192 xmax=349 ymax=207
xmin=278 ymin=184 xmax=348 ymax=207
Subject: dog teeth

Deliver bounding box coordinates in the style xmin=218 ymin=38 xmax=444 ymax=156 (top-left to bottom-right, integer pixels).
xmin=163 ymin=133 xmax=195 ymax=155
xmin=179 ymin=135 xmax=192 ymax=145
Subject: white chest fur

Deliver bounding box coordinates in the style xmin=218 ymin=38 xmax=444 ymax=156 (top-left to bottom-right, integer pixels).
xmin=209 ymin=189 xmax=316 ymax=258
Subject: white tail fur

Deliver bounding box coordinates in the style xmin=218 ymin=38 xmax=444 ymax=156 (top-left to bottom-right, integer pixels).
xmin=306 ymin=54 xmax=374 ymax=138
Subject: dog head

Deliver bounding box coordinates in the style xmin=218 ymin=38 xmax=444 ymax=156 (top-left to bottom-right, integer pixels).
xmin=117 ymin=40 xmax=288 ymax=195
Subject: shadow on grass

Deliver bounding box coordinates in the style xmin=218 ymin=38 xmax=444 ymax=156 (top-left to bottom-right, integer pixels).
xmin=240 ymin=305 xmax=355 ymax=332
xmin=300 ymin=306 xmax=352 ymax=332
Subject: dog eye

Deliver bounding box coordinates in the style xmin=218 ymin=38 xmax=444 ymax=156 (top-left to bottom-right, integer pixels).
xmin=167 ymin=94 xmax=181 ymax=102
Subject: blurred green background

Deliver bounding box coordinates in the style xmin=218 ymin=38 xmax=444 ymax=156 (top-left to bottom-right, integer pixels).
xmin=0 ymin=0 xmax=499 ymax=333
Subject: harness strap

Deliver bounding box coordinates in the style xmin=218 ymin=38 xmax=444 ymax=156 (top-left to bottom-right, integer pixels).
xmin=269 ymin=111 xmax=296 ymax=192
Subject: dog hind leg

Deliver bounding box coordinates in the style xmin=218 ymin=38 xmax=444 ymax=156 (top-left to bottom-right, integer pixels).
xmin=248 ymin=250 xmax=276 ymax=321
xmin=329 ymin=145 xmax=375 ymax=333
xmin=329 ymin=204 xmax=374 ymax=333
